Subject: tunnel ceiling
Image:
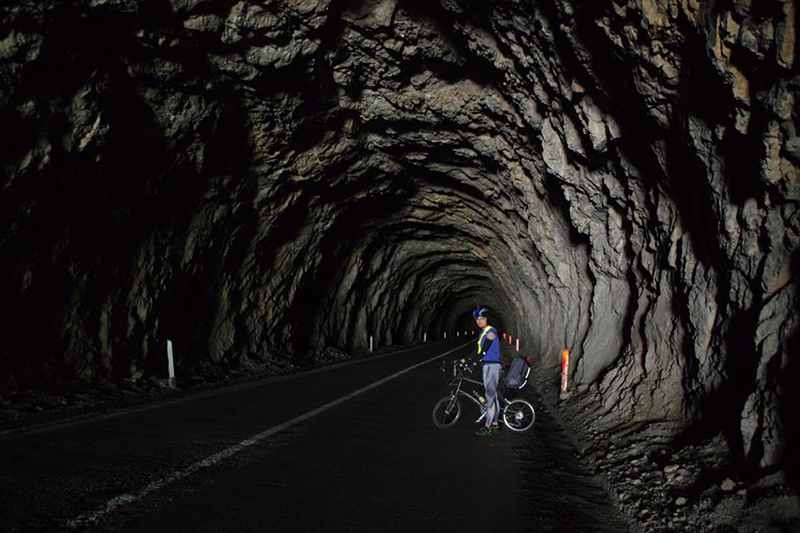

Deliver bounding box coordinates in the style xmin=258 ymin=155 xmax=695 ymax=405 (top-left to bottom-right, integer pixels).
xmin=1 ymin=0 xmax=799 ymax=474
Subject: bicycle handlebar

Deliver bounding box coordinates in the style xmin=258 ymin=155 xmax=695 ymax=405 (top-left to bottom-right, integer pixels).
xmin=440 ymin=359 xmax=476 ymax=381
xmin=457 ymin=360 xmax=477 ymax=372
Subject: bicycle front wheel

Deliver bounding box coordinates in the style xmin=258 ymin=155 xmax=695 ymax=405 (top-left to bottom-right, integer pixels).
xmin=503 ymin=399 xmax=535 ymax=432
xmin=432 ymin=396 xmax=462 ymax=428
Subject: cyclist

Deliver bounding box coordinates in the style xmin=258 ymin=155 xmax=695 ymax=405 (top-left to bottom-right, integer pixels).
xmin=461 ymin=306 xmax=501 ymax=436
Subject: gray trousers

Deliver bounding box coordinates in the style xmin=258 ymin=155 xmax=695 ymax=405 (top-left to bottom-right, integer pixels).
xmin=482 ymin=363 xmax=501 ymax=426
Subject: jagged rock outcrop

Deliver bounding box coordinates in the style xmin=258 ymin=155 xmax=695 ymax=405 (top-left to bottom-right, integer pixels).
xmin=1 ymin=0 xmax=798 ymax=513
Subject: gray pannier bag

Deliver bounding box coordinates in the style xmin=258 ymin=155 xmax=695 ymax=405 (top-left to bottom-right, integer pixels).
xmin=504 ymin=357 xmax=531 ymax=389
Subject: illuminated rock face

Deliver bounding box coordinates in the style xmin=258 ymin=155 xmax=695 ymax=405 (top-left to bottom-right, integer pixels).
xmin=0 ymin=1 xmax=797 ymax=473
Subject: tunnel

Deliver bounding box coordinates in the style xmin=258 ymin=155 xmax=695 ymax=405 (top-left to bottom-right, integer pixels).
xmin=1 ymin=0 xmax=799 ymax=531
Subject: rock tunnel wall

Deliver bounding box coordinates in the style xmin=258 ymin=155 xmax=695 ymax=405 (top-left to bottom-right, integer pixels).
xmin=1 ymin=0 xmax=798 ymax=477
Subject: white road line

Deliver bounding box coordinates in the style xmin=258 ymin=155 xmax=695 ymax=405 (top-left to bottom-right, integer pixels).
xmin=0 ymin=340 xmax=450 ymax=440
xmin=65 ymin=341 xmax=471 ymax=530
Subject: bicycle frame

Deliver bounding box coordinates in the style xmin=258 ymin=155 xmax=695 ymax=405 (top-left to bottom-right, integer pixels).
xmin=442 ymin=362 xmax=512 ymax=417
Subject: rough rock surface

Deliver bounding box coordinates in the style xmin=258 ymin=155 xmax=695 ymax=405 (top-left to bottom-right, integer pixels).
xmin=1 ymin=0 xmax=798 ymax=530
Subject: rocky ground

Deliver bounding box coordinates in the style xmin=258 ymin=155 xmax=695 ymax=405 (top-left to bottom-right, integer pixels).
xmin=551 ymin=384 xmax=800 ymax=533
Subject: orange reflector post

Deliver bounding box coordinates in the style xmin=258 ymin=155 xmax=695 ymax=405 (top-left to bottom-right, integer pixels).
xmin=502 ymin=332 xmax=506 ymax=340
xmin=561 ymin=349 xmax=570 ymax=393
xmin=515 ymin=339 xmax=520 ymax=352
xmin=508 ymin=335 xmax=512 ymax=345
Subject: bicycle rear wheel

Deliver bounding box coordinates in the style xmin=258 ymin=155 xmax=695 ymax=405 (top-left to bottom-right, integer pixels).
xmin=432 ymin=396 xmax=462 ymax=428
xmin=503 ymin=399 xmax=535 ymax=432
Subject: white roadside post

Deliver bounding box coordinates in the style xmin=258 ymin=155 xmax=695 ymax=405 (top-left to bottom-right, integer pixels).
xmin=516 ymin=338 xmax=520 ymax=352
xmin=424 ymin=332 xmax=427 ymax=343
xmin=166 ymin=339 xmax=176 ymax=388
xmin=370 ymin=335 xmax=374 ymax=352
xmin=444 ymin=332 xmax=447 ymax=339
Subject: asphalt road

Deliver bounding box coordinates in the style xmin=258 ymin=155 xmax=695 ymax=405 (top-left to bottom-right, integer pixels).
xmin=0 ymin=340 xmax=629 ymax=532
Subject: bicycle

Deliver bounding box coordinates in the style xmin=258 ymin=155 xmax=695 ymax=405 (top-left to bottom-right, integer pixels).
xmin=432 ymin=360 xmax=535 ymax=432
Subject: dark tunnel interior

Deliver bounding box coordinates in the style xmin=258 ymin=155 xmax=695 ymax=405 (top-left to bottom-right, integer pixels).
xmin=0 ymin=0 xmax=798 ymax=531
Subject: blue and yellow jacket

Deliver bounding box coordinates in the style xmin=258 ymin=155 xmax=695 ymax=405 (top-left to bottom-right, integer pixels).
xmin=476 ymin=326 xmax=501 ymax=364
